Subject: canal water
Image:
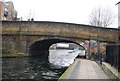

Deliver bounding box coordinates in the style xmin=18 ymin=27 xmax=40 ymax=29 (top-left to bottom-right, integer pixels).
xmin=2 ymin=49 xmax=80 ymax=81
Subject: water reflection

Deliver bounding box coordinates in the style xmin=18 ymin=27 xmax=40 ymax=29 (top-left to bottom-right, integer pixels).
xmin=49 ymin=49 xmax=80 ymax=67
xmin=2 ymin=57 xmax=67 ymax=81
xmin=2 ymin=49 xmax=80 ymax=81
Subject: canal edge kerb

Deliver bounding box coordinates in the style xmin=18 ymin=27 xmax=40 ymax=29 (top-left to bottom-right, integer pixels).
xmin=58 ymin=59 xmax=80 ymax=80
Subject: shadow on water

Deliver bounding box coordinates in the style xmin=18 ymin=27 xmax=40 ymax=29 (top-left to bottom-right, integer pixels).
xmin=2 ymin=57 xmax=67 ymax=81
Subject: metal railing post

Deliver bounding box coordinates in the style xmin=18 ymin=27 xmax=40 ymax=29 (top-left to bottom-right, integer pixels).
xmin=118 ymin=45 xmax=120 ymax=72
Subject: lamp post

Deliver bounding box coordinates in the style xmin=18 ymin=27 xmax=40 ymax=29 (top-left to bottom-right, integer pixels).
xmin=97 ymin=28 xmax=100 ymax=59
xmin=88 ymin=31 xmax=92 ymax=59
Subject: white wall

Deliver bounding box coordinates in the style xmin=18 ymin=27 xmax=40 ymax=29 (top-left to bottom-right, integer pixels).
xmin=118 ymin=3 xmax=120 ymax=28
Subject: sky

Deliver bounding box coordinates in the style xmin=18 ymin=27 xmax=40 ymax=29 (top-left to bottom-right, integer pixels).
xmin=4 ymin=0 xmax=120 ymax=28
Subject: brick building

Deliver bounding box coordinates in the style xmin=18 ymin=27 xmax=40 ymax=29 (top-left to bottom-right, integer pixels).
xmin=0 ymin=0 xmax=17 ymax=20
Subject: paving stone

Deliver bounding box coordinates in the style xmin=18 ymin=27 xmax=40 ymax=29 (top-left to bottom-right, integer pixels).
xmin=69 ymin=59 xmax=110 ymax=79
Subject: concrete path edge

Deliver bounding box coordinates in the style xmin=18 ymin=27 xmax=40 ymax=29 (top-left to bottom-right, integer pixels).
xmin=58 ymin=59 xmax=78 ymax=80
xmin=102 ymin=62 xmax=120 ymax=79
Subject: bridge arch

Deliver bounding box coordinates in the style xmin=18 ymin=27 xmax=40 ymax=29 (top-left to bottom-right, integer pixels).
xmin=29 ymin=39 xmax=85 ymax=60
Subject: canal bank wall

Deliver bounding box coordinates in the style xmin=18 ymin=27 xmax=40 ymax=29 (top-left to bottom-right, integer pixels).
xmin=1 ymin=53 xmax=29 ymax=58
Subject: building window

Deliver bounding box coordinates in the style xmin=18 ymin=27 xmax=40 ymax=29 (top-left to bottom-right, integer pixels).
xmin=4 ymin=8 xmax=8 ymax=17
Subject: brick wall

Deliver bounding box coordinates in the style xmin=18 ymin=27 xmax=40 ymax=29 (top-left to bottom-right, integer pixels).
xmin=0 ymin=1 xmax=17 ymax=20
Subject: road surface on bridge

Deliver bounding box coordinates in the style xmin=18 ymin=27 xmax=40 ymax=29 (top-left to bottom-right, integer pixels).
xmin=59 ymin=59 xmax=110 ymax=80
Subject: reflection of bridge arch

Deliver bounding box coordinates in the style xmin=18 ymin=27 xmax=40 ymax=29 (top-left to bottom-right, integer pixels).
xmin=29 ymin=39 xmax=85 ymax=60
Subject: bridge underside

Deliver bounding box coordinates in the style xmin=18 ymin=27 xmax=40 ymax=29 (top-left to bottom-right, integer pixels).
xmin=29 ymin=39 xmax=84 ymax=60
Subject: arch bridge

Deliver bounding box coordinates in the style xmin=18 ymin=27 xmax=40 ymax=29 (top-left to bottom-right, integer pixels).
xmin=2 ymin=21 xmax=120 ymax=59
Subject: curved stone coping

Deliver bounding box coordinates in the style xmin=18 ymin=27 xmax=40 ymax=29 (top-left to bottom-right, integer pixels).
xmin=58 ymin=59 xmax=80 ymax=80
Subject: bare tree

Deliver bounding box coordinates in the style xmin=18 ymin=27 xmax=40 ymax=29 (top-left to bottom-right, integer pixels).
xmin=89 ymin=7 xmax=116 ymax=27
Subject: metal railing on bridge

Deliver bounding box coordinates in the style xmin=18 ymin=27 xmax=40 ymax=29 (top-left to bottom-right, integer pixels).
xmin=106 ymin=45 xmax=120 ymax=72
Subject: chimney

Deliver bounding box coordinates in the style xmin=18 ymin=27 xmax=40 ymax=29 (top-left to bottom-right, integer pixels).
xmin=117 ymin=2 xmax=120 ymax=28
